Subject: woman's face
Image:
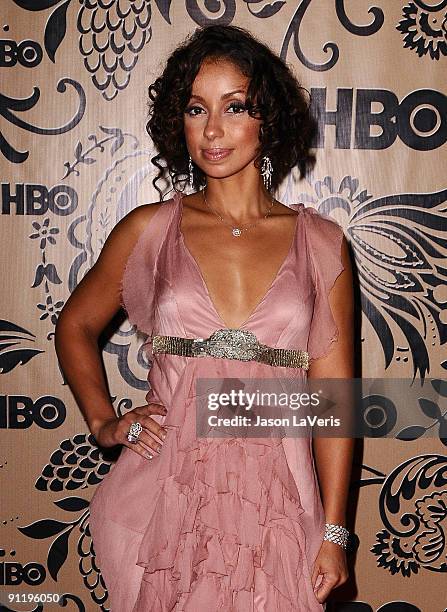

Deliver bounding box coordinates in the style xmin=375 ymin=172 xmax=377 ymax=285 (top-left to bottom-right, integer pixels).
xmin=183 ymin=58 xmax=261 ymax=182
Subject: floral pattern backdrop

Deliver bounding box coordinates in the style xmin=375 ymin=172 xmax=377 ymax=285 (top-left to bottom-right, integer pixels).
xmin=1 ymin=1 xmax=446 ymax=610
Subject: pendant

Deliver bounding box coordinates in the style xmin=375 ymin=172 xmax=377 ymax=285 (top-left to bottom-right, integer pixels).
xmin=232 ymin=228 xmax=242 ymax=237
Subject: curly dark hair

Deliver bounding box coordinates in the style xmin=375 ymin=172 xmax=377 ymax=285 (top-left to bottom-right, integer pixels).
xmin=146 ymin=24 xmax=314 ymax=199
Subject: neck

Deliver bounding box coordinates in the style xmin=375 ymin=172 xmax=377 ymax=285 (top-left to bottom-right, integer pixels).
xmin=202 ymin=176 xmax=273 ymax=224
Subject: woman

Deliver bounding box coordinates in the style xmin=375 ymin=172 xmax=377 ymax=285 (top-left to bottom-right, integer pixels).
xmin=55 ymin=24 xmax=354 ymax=611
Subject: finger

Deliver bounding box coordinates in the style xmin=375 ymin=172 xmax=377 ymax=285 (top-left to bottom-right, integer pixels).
xmin=126 ymin=409 xmax=167 ymax=441
xmin=134 ymin=403 xmax=167 ymax=415
xmin=137 ymin=433 xmax=164 ymax=456
xmin=314 ymin=575 xmax=337 ymax=604
xmin=139 ymin=416 xmax=168 ymax=442
xmin=146 ymin=402 xmax=168 ymax=414
xmin=124 ymin=441 xmax=155 ymax=461
xmin=311 ymin=564 xmax=320 ymax=590
xmin=122 ymin=421 xmax=165 ymax=455
xmin=121 ymin=416 xmax=166 ymax=450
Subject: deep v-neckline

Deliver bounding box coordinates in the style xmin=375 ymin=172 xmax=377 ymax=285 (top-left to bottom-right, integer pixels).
xmin=177 ymin=191 xmax=300 ymax=330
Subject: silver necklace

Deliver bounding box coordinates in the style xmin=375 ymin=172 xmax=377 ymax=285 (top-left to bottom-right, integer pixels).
xmin=202 ymin=189 xmax=275 ymax=237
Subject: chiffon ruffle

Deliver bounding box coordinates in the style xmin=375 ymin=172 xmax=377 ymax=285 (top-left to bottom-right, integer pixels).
xmin=132 ymin=368 xmax=318 ymax=611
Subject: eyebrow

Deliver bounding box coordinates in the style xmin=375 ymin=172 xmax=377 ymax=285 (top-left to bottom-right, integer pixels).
xmin=189 ymin=89 xmax=247 ymax=101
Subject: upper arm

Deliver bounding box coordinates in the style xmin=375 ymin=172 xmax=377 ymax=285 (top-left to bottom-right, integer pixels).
xmin=56 ymin=203 xmax=163 ymax=337
xmin=308 ymin=235 xmax=354 ymax=379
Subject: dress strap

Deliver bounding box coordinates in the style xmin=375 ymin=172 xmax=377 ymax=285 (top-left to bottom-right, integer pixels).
xmin=120 ymin=194 xmax=180 ymax=338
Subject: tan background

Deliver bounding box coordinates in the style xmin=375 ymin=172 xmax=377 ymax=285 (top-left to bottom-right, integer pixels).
xmin=1 ymin=1 xmax=446 ymax=611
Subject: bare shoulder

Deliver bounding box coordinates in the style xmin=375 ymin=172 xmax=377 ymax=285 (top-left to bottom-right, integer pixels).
xmin=275 ymin=201 xmax=301 ymax=217
xmin=90 ymin=200 xmax=172 ymax=276
xmin=299 ymin=205 xmax=346 ymax=239
xmin=108 ymin=196 xmax=181 ymax=247
xmin=56 ymin=200 xmax=171 ymax=334
xmin=117 ymin=201 xmax=167 ymax=240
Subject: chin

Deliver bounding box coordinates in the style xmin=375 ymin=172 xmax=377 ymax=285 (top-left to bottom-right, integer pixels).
xmin=199 ymin=160 xmax=257 ymax=181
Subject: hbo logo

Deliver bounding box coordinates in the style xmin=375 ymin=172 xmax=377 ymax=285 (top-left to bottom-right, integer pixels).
xmin=0 ymin=396 xmax=66 ymax=429
xmin=1 ymin=184 xmax=78 ymax=216
xmin=0 ymin=39 xmax=43 ymax=68
xmin=0 ymin=561 xmax=46 ymax=586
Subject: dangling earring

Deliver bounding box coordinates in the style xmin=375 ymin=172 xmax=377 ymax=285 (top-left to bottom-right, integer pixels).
xmin=261 ymin=156 xmax=273 ymax=191
xmin=188 ymin=155 xmax=194 ymax=189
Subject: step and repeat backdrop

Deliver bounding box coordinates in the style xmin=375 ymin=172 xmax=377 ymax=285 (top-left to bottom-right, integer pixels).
xmin=1 ymin=1 xmax=446 ymax=611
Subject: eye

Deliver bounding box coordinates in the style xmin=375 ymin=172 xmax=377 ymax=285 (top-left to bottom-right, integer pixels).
xmin=184 ymin=105 xmax=204 ymax=117
xmin=227 ymin=102 xmax=246 ymax=114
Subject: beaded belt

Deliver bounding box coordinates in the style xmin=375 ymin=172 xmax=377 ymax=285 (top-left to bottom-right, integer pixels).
xmin=151 ymin=328 xmax=309 ymax=370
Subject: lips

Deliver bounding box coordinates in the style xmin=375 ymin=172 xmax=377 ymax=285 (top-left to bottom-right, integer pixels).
xmin=202 ymin=148 xmax=232 ymax=161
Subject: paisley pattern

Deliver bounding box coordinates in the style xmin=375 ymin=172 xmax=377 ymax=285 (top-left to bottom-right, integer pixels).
xmin=297 ymin=176 xmax=447 ymax=381
xmin=367 ymin=455 xmax=447 ymax=576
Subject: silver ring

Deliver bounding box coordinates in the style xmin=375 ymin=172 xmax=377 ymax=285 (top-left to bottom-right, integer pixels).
xmin=127 ymin=421 xmax=142 ymax=444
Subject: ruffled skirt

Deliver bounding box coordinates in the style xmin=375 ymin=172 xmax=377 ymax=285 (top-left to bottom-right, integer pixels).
xmin=132 ymin=409 xmax=322 ymax=611
xmin=89 ymin=362 xmax=325 ymax=611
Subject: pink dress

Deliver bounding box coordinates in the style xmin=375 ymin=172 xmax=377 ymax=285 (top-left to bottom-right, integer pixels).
xmin=88 ymin=191 xmax=345 ymax=611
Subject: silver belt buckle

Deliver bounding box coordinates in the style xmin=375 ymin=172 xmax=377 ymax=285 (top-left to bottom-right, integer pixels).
xmin=206 ymin=328 xmax=263 ymax=361
xmin=191 ymin=337 xmax=209 ymax=357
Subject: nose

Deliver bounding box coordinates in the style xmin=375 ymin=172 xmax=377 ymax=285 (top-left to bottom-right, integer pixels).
xmin=203 ymin=111 xmax=224 ymax=141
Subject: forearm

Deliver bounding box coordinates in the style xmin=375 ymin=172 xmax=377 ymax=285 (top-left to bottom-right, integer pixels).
xmin=312 ymin=437 xmax=354 ymax=525
xmin=54 ymin=318 xmax=117 ymax=438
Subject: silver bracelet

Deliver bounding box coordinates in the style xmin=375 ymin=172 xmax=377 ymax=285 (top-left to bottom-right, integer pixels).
xmin=323 ymin=523 xmax=350 ymax=549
